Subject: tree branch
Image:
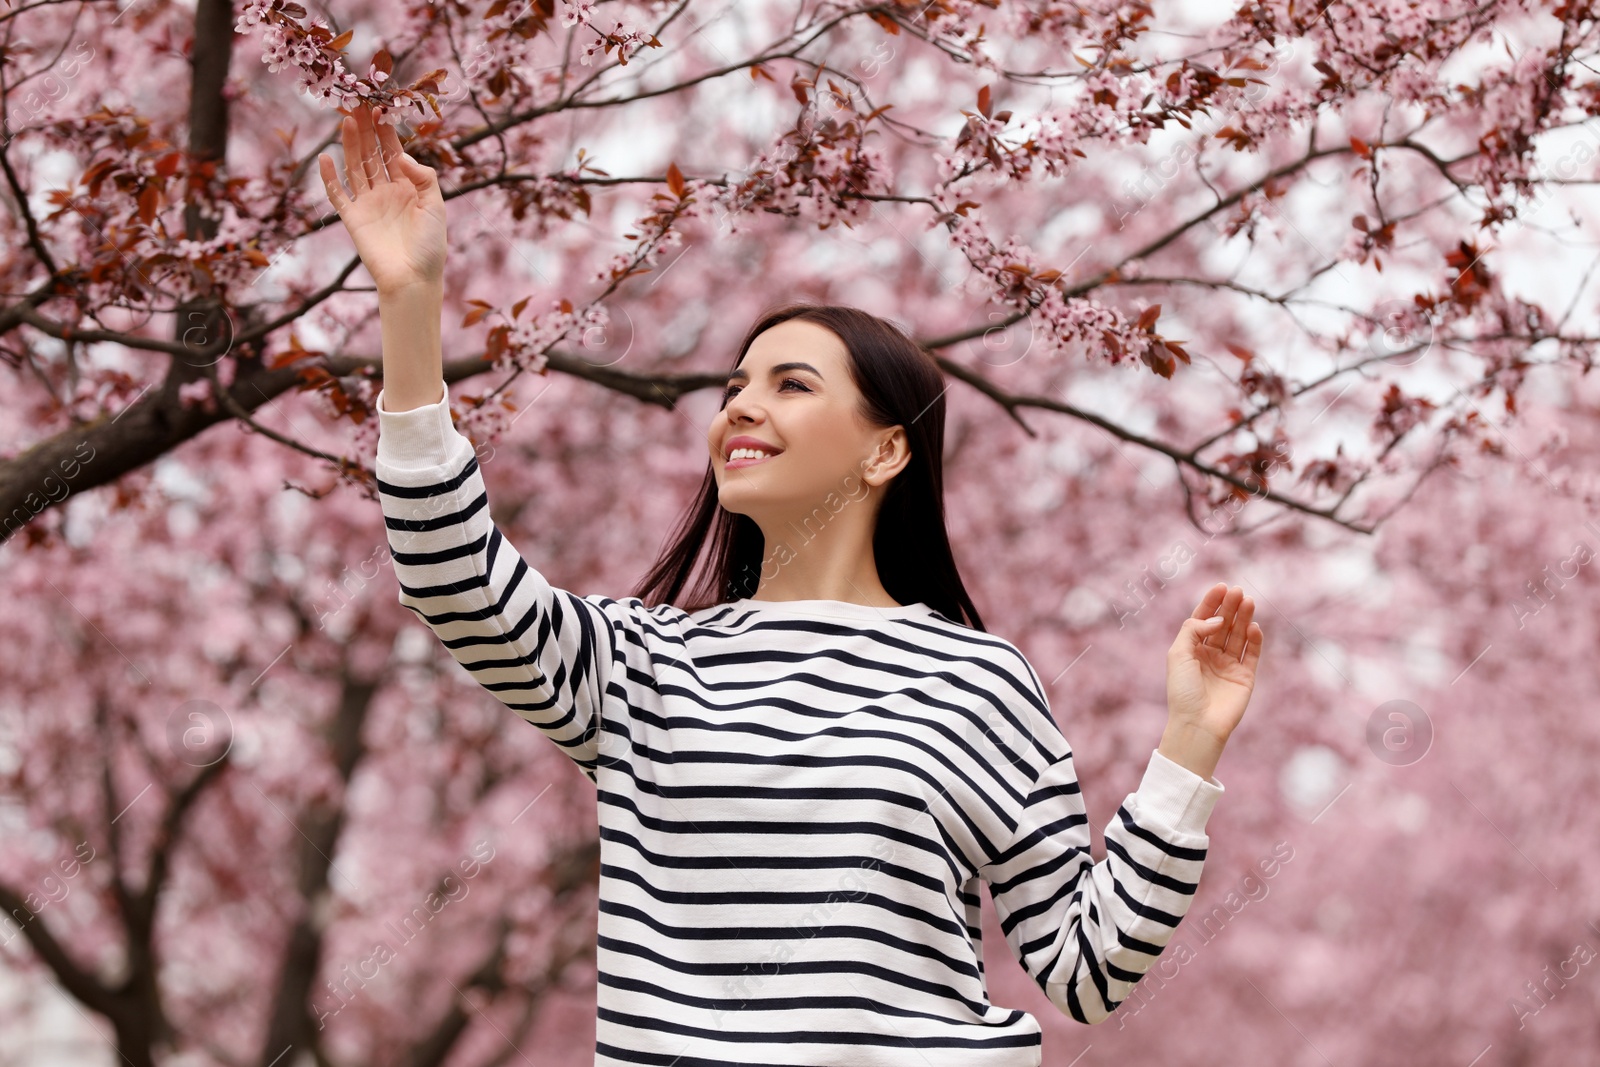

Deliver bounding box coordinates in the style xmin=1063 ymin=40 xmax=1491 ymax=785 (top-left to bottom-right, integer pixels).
xmin=0 ymin=878 xmax=116 ymax=1015
xmin=257 ymin=666 xmax=378 ymax=1067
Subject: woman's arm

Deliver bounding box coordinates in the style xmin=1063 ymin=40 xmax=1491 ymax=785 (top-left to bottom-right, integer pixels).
xmin=321 ymin=107 xmax=633 ymax=779
xmin=375 ymin=383 xmax=628 ymax=782
xmin=979 ymin=584 xmax=1261 ymax=1023
xmin=376 ymin=281 xmax=444 ymax=413
xmin=979 ymin=729 xmax=1222 ymax=1026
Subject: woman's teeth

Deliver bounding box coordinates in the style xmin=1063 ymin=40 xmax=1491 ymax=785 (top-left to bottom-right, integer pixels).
xmin=729 ymin=448 xmax=776 ymax=461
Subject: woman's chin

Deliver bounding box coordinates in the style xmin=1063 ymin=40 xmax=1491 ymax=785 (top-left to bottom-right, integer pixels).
xmin=716 ymin=489 xmax=775 ymax=523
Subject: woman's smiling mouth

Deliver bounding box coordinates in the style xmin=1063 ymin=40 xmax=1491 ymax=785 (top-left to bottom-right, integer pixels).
xmin=725 ymin=449 xmax=780 ymax=469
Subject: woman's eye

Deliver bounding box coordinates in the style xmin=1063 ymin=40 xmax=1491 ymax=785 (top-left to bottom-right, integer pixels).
xmin=720 ymin=378 xmax=811 ymax=404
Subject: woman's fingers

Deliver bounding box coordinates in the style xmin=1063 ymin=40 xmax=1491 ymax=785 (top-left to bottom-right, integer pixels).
xmin=318 ymin=152 xmax=352 ymax=214
xmin=340 ymin=113 xmax=368 ymax=198
xmin=357 ymin=105 xmax=386 ymax=188
xmin=1203 ymin=584 xmax=1243 ymax=650
xmin=373 ymin=112 xmax=411 ymax=185
xmin=1223 ymin=596 xmax=1254 ymax=659
xmin=1241 ymin=621 xmax=1264 ymax=674
xmin=1189 ymin=582 xmax=1225 ymax=646
xmin=1184 ymin=582 xmax=1264 ymax=665
xmin=1190 ymin=582 xmax=1226 ymax=620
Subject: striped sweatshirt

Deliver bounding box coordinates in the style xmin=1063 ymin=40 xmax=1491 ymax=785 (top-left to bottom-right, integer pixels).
xmin=374 ymin=384 xmax=1225 ymax=1067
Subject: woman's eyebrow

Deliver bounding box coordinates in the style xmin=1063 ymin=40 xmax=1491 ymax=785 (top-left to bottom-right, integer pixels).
xmin=725 ymin=361 xmax=823 ymax=384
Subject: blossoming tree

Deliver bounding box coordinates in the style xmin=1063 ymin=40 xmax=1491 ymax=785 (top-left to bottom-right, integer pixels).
xmin=2 ymin=0 xmax=1599 ymax=1063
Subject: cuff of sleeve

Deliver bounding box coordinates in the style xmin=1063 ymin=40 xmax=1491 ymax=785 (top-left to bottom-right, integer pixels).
xmin=1137 ymin=748 xmax=1225 ymax=836
xmin=376 ymin=382 xmax=455 ymax=470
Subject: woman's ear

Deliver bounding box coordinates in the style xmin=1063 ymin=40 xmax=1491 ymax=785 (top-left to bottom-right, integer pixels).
xmin=863 ymin=427 xmax=912 ymax=487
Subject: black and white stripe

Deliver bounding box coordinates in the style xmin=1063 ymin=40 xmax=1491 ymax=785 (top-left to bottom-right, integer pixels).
xmin=375 ymin=387 xmax=1225 ymax=1066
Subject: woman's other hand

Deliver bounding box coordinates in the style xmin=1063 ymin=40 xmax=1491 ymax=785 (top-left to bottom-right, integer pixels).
xmin=1160 ymin=582 xmax=1264 ymax=780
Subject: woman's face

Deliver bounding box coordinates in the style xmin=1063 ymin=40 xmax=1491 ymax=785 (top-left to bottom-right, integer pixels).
xmin=706 ymin=318 xmax=908 ymax=529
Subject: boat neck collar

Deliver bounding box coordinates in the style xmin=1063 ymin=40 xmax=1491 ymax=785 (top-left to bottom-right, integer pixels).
xmin=724 ymin=597 xmax=939 ymax=622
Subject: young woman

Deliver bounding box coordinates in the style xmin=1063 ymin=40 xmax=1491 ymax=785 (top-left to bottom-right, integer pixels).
xmin=323 ymin=103 xmax=1264 ymax=1066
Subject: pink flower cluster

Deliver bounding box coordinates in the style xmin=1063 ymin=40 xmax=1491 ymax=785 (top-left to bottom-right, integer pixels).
xmin=233 ymin=0 xmax=411 ymax=113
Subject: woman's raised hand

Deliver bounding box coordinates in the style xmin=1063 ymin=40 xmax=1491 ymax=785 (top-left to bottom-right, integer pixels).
xmin=318 ymin=103 xmax=448 ymax=294
xmin=1164 ymin=582 xmax=1264 ymax=755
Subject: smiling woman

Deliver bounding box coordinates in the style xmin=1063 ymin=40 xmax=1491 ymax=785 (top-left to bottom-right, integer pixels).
xmin=327 ymin=105 xmax=1263 ymax=1065
xmin=366 ymin=303 xmax=1261 ymax=1067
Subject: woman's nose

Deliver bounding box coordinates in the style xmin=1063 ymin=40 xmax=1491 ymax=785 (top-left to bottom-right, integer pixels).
xmin=723 ymin=389 xmax=762 ymax=422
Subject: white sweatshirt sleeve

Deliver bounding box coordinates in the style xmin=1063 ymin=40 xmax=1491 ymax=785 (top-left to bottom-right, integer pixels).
xmin=980 ymin=732 xmax=1224 ymax=1025
xmin=373 ymin=383 xmax=628 ymax=783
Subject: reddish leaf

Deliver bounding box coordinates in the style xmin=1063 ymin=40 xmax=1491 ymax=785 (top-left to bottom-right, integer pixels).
xmin=462 ymin=299 xmax=494 ymax=327
xmin=1143 ymin=345 xmax=1175 ymax=378
xmin=411 ymin=67 xmax=449 ymax=94
xmin=1213 ymin=126 xmax=1251 ymax=150
xmin=485 ymin=324 xmax=510 ymax=363
xmin=268 ymin=333 xmax=325 ymax=369
xmin=83 ymin=159 xmax=116 ymax=198
xmin=137 ymin=185 xmax=160 ymax=224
